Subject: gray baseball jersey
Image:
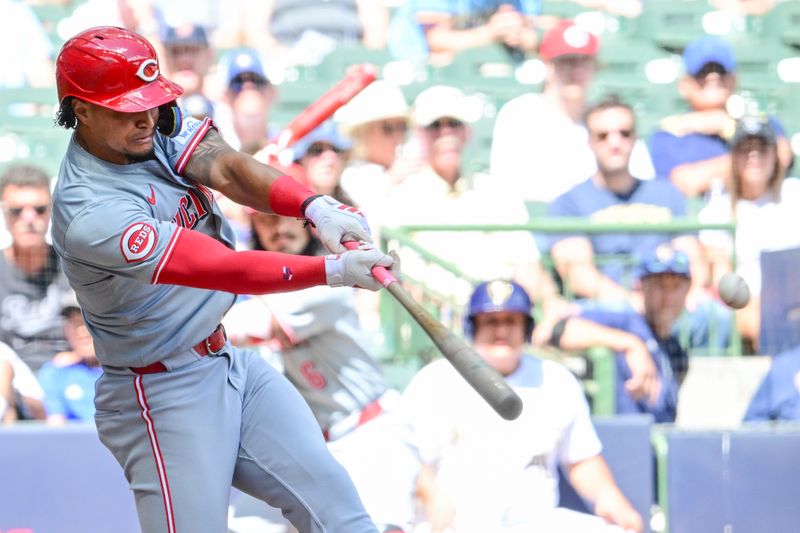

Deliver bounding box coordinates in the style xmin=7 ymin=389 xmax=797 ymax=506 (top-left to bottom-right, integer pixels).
xmin=51 ymin=116 xmax=377 ymax=533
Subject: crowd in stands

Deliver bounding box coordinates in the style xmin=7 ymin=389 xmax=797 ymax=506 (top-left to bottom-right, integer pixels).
xmin=3 ymin=0 xmax=800 ymax=530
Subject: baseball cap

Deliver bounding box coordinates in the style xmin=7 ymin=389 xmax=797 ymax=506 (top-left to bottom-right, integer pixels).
xmin=638 ymin=246 xmax=691 ymax=281
xmin=539 ymin=20 xmax=599 ymax=61
xmin=222 ymin=48 xmax=269 ymax=91
xmin=292 ymin=120 xmax=352 ymax=160
xmin=411 ymin=85 xmax=475 ymax=128
xmin=731 ymin=115 xmax=777 ymax=147
xmin=333 ymin=80 xmax=408 ymax=136
xmin=683 ymin=35 xmax=736 ymax=77
xmin=163 ymin=24 xmax=209 ymax=48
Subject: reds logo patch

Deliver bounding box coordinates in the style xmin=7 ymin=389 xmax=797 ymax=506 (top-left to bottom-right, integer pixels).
xmin=120 ymin=222 xmax=158 ymax=263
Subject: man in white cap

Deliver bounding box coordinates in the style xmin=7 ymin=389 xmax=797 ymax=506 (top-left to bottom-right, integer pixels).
xmin=385 ymin=85 xmax=565 ymax=325
xmin=335 ymin=79 xmax=410 ymax=221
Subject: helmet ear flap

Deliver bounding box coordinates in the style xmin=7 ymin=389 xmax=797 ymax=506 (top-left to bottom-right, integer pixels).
xmin=157 ymin=102 xmax=182 ymax=137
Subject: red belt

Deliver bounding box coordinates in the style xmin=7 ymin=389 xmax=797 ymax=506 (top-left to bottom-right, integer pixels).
xmin=130 ymin=325 xmax=227 ymax=375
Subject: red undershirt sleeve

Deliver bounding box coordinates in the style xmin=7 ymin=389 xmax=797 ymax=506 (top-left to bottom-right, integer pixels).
xmin=268 ymin=174 xmax=317 ymax=217
xmin=151 ymin=227 xmax=327 ymax=293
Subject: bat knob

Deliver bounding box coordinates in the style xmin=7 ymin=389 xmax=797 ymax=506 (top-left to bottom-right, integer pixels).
xmin=496 ymin=391 xmax=523 ymax=420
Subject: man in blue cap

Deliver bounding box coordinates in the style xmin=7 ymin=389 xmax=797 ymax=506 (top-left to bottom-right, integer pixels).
xmin=547 ymin=244 xmax=700 ymax=422
xmin=161 ymin=24 xmax=214 ymax=98
xmin=648 ymin=35 xmax=792 ymax=198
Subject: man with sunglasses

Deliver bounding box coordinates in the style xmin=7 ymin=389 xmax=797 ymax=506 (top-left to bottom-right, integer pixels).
xmin=648 ymin=35 xmax=792 ymax=198
xmin=0 ymin=165 xmax=72 ymax=373
xmin=545 ymin=95 xmax=732 ymax=351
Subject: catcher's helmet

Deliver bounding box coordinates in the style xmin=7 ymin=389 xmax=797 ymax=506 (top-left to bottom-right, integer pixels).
xmin=463 ymin=280 xmax=535 ymax=339
xmin=56 ymin=26 xmax=183 ymax=112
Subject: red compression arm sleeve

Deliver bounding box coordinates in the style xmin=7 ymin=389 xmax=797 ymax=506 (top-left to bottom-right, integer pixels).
xmin=268 ymin=174 xmax=317 ymax=217
xmin=152 ymin=228 xmax=326 ymax=293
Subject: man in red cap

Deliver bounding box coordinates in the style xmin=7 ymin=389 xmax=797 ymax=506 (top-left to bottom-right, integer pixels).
xmin=490 ymin=19 xmax=653 ymax=205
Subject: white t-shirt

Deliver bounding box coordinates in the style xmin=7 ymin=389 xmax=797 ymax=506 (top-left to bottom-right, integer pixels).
xmin=0 ymin=0 xmax=53 ymax=88
xmin=699 ymin=178 xmax=800 ymax=294
xmin=401 ymin=355 xmax=602 ymax=532
xmin=490 ymin=93 xmax=654 ymax=204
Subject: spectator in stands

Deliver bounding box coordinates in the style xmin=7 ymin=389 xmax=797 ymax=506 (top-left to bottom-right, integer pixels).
xmin=545 ymin=95 xmax=732 ymax=350
xmin=490 ymin=20 xmax=654 ymax=205
xmin=548 ymin=245 xmax=697 ymax=422
xmin=335 ymin=79 xmax=410 ymax=228
xmin=388 ymin=0 xmax=542 ymax=66
xmin=0 ymin=165 xmax=72 ymax=372
xmin=401 ymin=279 xmax=643 ymax=533
xmin=698 ymin=116 xmax=800 ymax=350
xmin=242 ymin=0 xmax=390 ymax=66
xmin=648 ymin=35 xmax=792 ymax=198
xmin=292 ymin=120 xmax=354 ymax=204
xmin=743 ymin=343 xmax=800 ymax=422
xmin=384 ymin=84 xmax=564 ymax=325
xmin=215 ymin=48 xmax=277 ymax=154
xmin=223 ymin=211 xmax=417 ymax=532
xmin=57 ymin=0 xmax=152 ymax=46
xmin=160 ymin=24 xmax=214 ymax=99
xmin=0 ymin=0 xmax=55 ymax=88
xmin=36 ymin=291 xmax=101 ymax=424
xmin=0 ymin=340 xmax=45 ymax=424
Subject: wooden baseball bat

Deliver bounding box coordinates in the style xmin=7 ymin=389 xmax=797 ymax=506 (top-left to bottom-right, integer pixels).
xmin=272 ymin=63 xmax=378 ymax=151
xmin=343 ymin=242 xmax=523 ymax=421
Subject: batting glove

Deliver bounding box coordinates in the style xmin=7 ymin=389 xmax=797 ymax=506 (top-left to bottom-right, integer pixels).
xmin=325 ymin=244 xmax=398 ymax=291
xmin=303 ymin=195 xmax=371 ymax=254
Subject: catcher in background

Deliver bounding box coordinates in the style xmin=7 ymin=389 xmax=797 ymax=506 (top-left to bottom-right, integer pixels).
xmin=400 ymin=280 xmax=642 ymax=533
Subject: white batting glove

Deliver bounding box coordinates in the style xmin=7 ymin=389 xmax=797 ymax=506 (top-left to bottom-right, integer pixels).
xmin=324 ymin=244 xmax=397 ymax=291
xmin=304 ymin=195 xmax=371 ymax=254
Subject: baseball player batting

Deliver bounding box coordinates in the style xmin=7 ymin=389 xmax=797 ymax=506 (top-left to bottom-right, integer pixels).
xmin=51 ymin=26 xmax=397 ymax=533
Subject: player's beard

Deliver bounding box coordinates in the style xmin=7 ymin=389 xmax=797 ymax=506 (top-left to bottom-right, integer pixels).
xmin=125 ymin=147 xmax=156 ymax=164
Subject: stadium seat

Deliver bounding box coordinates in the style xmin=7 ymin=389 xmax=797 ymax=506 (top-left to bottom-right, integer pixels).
xmin=633 ymin=0 xmax=712 ymax=51
xmin=761 ymin=0 xmax=800 ymax=49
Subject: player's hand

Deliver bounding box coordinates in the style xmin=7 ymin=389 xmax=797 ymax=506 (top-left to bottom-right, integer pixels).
xmin=324 ymin=243 xmax=397 ymax=291
xmin=623 ymin=340 xmax=660 ymax=405
xmin=594 ymin=485 xmax=644 ymax=533
xmin=304 ymin=195 xmax=371 ymax=253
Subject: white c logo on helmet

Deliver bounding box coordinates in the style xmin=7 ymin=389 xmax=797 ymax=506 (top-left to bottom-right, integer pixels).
xmin=136 ymin=59 xmax=159 ymax=83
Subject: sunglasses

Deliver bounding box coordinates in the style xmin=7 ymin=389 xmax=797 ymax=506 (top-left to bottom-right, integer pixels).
xmin=306 ymin=143 xmax=344 ymax=157
xmin=4 ymin=204 xmax=49 ymax=218
xmin=379 ymin=122 xmax=408 ymax=136
xmin=229 ymin=73 xmax=270 ymax=94
xmin=592 ymin=129 xmax=634 ymax=142
xmin=425 ymin=118 xmax=465 ymax=132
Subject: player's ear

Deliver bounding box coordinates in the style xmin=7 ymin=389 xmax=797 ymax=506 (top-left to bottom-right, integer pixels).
xmin=72 ymin=98 xmax=90 ymax=125
xmin=157 ymin=102 xmax=183 ymax=137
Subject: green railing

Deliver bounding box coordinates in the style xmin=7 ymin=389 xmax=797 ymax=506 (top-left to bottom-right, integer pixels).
xmin=378 ymin=218 xmax=738 ymax=414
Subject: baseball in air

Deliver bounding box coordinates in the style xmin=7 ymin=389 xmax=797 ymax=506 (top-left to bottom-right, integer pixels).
xmin=718 ymin=272 xmax=751 ymax=309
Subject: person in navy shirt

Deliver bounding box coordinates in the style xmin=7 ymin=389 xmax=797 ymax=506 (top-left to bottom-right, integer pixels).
xmin=648 ymin=35 xmax=792 ymax=198
xmin=547 ymin=245 xmax=695 ymax=422
xmin=743 ymin=345 xmax=800 ymax=422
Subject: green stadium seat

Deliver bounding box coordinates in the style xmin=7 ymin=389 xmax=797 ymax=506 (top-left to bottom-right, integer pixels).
xmin=761 ymin=0 xmax=800 ymax=49
xmin=633 ymin=0 xmax=713 ymax=51
xmin=0 ymin=87 xmax=61 ymax=133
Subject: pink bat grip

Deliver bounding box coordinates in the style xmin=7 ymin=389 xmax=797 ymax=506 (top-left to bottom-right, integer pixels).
xmin=343 ymin=241 xmax=397 ymax=288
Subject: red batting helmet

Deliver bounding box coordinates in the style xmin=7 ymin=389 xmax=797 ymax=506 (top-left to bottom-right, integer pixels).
xmin=56 ymin=26 xmax=183 ymax=112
